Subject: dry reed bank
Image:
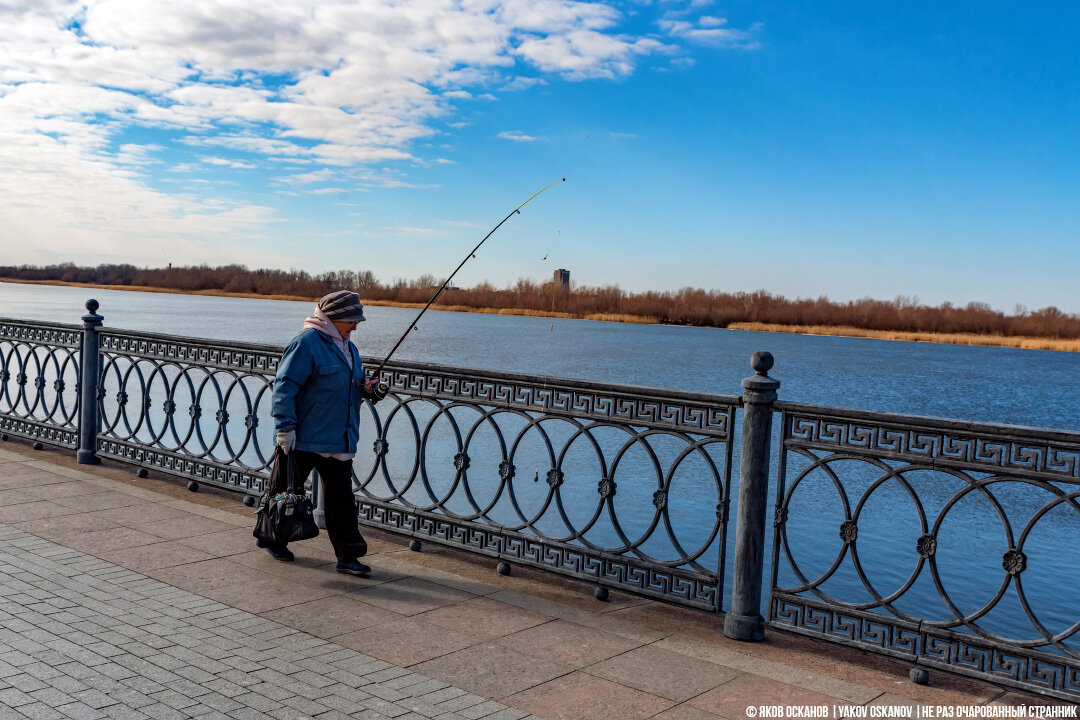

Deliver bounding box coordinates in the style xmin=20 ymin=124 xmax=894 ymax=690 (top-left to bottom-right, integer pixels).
xmin=3 ymin=263 xmax=1078 ymax=352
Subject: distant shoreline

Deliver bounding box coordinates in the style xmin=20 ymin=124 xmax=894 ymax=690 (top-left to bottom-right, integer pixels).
xmin=4 ymin=278 xmax=1077 ymax=353
xmin=0 ymin=278 xmax=656 ymax=325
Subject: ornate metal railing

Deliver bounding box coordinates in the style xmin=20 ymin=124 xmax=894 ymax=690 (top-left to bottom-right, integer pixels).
xmin=365 ymin=361 xmax=737 ymax=609
xmin=0 ymin=319 xmax=81 ymax=448
xmin=95 ymin=328 xmax=282 ymax=494
xmin=4 ymin=302 xmax=1079 ymax=699
xmin=90 ymin=323 xmax=738 ymax=610
xmin=769 ymin=403 xmax=1080 ymax=700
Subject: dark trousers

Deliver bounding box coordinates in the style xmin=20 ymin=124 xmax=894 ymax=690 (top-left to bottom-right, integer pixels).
xmin=270 ymin=450 xmax=367 ymax=562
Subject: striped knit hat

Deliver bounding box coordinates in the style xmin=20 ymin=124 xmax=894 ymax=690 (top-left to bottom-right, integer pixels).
xmin=318 ymin=290 xmax=366 ymax=322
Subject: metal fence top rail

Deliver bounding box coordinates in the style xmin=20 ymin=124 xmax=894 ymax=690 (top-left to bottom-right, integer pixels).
xmin=776 ymin=400 xmax=1080 ymax=446
xmin=97 ymin=327 xmax=284 ymax=354
xmin=383 ymin=357 xmax=743 ymax=409
xmin=0 ymin=318 xmax=82 ymax=348
xmin=776 ymin=400 xmax=1080 ymax=482
xmin=0 ymin=317 xmax=82 ymax=330
xmin=91 ymin=325 xmax=743 ymax=410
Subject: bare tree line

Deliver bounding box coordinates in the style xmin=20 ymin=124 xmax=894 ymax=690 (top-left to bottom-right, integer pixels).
xmin=3 ymin=263 xmax=1078 ymax=339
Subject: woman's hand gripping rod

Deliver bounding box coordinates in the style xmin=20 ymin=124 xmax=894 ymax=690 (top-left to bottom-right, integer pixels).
xmin=367 ymin=178 xmax=566 ymax=395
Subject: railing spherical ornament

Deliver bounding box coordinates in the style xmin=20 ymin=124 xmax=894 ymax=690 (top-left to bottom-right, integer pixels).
xmin=751 ymin=351 xmax=774 ymax=374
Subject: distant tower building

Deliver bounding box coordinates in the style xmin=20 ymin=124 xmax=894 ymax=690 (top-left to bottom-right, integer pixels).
xmin=554 ymin=268 xmax=570 ymax=293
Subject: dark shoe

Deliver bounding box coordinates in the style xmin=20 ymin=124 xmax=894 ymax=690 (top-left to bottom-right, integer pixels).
xmin=336 ymin=559 xmax=370 ymax=576
xmin=264 ymin=545 xmax=294 ymax=561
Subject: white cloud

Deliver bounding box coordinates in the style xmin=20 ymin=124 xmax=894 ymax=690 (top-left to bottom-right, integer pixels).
xmin=200 ymin=155 xmax=257 ymax=169
xmin=658 ymin=16 xmax=761 ymax=48
xmin=516 ymin=31 xmax=670 ymax=79
xmin=502 ymin=76 xmax=549 ymax=91
xmin=0 ymin=0 xmax=753 ymax=266
xmin=498 ymin=130 xmax=546 ymax=142
xmin=276 ymin=168 xmax=337 ymax=185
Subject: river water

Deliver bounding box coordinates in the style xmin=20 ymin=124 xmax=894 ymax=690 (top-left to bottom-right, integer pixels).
xmin=3 ymin=280 xmax=1080 ymax=647
xmin=3 ymin=281 xmax=1078 ymax=428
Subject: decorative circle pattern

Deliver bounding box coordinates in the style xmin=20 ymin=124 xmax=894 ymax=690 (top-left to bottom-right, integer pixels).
xmin=0 ymin=321 xmax=81 ymax=447
xmin=771 ymin=405 xmax=1080 ymax=696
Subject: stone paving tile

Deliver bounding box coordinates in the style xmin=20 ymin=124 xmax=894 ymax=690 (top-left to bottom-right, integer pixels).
xmin=0 ymin=522 xmax=538 ymax=720
xmin=372 ymin=555 xmax=504 ymax=597
xmin=16 ymin=701 xmax=67 ymax=720
xmin=349 ymin=577 xmax=477 ymax=616
xmin=585 ymin=644 xmax=740 ymax=702
xmin=655 ymin=633 xmax=883 ymax=705
xmin=1 ymin=463 xmax=79 ymax=484
xmin=0 ymin=501 xmax=70 ymax=523
xmin=486 ymin=590 xmax=666 ymax=645
xmin=197 ymin=576 xmax=338 ymax=614
xmin=687 ymin=674 xmax=843 ymax=719
xmin=92 ymin=503 xmax=190 ymax=526
xmin=414 ymin=644 xmax=566 ymax=700
xmin=416 ymin=598 xmax=552 ymax=642
xmin=128 ymin=514 xmax=240 ymax=541
xmin=73 ymin=528 xmax=179 ymax=555
xmin=170 ymin=528 xmax=265 ymax=558
xmin=94 ymin=541 xmax=217 ymax=572
xmin=502 ymin=672 xmax=674 ymax=720
xmin=22 ymin=480 xmax=106 ymax=500
xmin=52 ymin=491 xmax=147 ymax=513
xmin=334 ymin=617 xmax=481 ymax=667
xmin=146 ymin=557 xmax=266 ymax=595
xmin=495 ymin=619 xmax=642 ymax=669
xmin=263 ymin=594 xmax=401 ymax=640
xmin=651 ymin=704 xmax=727 ymax=720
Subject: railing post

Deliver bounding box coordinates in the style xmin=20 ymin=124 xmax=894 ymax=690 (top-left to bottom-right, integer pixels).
xmin=724 ymin=350 xmax=780 ymax=641
xmin=77 ymin=299 xmax=103 ymax=465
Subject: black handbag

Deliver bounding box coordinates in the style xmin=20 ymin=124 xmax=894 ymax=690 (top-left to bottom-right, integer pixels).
xmin=253 ymin=447 xmax=320 ymax=545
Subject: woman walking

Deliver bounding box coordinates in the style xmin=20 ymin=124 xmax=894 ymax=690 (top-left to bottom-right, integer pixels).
xmin=265 ymin=290 xmax=385 ymax=575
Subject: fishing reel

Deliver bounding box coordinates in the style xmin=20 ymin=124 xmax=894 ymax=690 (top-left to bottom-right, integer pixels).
xmin=363 ymin=371 xmax=391 ymax=402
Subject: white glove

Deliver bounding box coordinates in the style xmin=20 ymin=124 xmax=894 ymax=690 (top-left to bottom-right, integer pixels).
xmin=275 ymin=429 xmax=296 ymax=454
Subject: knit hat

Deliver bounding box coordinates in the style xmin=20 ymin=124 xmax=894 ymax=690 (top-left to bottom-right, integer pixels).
xmin=318 ymin=290 xmax=366 ymax=322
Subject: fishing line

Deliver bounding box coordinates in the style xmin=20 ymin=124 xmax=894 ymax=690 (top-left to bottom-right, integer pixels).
xmin=373 ymin=178 xmax=566 ymax=378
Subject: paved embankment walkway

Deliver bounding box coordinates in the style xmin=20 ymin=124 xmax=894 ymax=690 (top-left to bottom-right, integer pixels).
xmin=0 ymin=441 xmax=1059 ymax=720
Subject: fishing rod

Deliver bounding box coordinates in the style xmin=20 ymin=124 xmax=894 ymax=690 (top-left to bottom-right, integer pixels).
xmin=371 ymin=177 xmax=566 ymax=379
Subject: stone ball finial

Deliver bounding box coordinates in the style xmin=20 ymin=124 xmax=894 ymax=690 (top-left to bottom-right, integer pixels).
xmin=85 ymin=299 xmax=99 ymax=314
xmin=751 ymin=351 xmax=774 ymax=375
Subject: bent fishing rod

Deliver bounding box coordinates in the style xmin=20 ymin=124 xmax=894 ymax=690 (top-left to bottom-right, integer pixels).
xmin=371 ymin=177 xmax=566 ymax=380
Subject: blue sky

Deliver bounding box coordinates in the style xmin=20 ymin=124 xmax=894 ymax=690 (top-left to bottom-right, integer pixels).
xmin=1 ymin=1 xmax=1077 ymax=312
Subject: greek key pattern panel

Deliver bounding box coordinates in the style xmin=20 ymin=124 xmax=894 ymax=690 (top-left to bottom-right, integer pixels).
xmin=784 ymin=408 xmax=1080 ymax=481
xmin=0 ymin=321 xmax=81 ymax=349
xmin=357 ymin=499 xmax=720 ymax=610
xmin=770 ymin=595 xmax=1080 ymax=701
xmin=99 ymin=331 xmax=281 ymax=373
xmin=0 ymin=416 xmax=77 ymax=448
xmin=381 ymin=366 xmax=736 ymax=437
xmin=97 ymin=438 xmax=268 ymax=493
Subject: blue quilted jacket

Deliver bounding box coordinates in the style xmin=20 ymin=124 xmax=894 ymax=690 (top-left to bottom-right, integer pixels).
xmin=272 ymin=328 xmax=367 ymax=454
